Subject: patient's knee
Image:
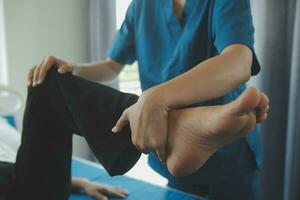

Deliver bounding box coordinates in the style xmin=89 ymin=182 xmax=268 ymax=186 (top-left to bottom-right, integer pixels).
xmin=27 ymin=67 xmax=58 ymax=98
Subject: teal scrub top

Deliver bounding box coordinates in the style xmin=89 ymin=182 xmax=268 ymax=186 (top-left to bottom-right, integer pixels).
xmin=108 ymin=0 xmax=262 ymax=182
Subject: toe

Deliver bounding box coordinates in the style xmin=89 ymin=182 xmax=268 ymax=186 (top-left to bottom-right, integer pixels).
xmin=256 ymin=104 xmax=269 ymax=123
xmin=230 ymin=87 xmax=261 ymax=115
xmin=257 ymin=112 xmax=268 ymax=123
xmin=263 ymin=93 xmax=270 ymax=105
xmin=259 ymin=93 xmax=269 ymax=108
xmin=252 ymin=91 xmax=269 ymax=123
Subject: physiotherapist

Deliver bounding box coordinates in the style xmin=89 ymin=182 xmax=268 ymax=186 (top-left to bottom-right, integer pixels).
xmin=29 ymin=0 xmax=262 ymax=199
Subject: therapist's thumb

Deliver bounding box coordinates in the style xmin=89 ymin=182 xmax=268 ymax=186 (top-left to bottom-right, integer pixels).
xmin=112 ymin=109 xmax=129 ymax=133
xmin=58 ymin=64 xmax=73 ymax=74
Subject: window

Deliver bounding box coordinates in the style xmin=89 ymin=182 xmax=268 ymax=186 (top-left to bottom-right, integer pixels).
xmin=115 ymin=0 xmax=141 ymax=95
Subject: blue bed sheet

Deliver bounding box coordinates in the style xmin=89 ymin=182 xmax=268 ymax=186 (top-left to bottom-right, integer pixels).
xmin=70 ymin=159 xmax=203 ymax=200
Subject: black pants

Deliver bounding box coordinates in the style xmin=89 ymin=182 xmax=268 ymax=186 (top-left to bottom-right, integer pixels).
xmin=0 ymin=68 xmax=141 ymax=200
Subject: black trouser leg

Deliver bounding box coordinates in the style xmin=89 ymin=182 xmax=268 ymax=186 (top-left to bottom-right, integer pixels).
xmin=0 ymin=161 xmax=15 ymax=198
xmin=5 ymin=68 xmax=140 ymax=200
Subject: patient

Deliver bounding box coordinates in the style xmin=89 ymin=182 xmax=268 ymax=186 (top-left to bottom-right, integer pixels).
xmin=0 ymin=118 xmax=128 ymax=200
xmin=0 ymin=68 xmax=268 ymax=200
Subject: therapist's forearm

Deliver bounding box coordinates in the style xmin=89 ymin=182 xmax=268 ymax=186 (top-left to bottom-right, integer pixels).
xmin=73 ymin=58 xmax=123 ymax=82
xmin=156 ymin=45 xmax=252 ymax=108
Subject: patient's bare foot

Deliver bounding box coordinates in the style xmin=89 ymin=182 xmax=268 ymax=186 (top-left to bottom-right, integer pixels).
xmin=166 ymin=87 xmax=269 ymax=177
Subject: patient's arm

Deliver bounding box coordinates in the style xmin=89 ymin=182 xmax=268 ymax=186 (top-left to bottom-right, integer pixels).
xmin=71 ymin=177 xmax=128 ymax=200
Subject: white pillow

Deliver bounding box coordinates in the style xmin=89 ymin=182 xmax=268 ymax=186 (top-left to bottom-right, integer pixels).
xmin=0 ymin=117 xmax=21 ymax=163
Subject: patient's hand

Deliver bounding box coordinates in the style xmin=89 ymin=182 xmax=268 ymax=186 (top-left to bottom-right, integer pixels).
xmin=72 ymin=177 xmax=128 ymax=200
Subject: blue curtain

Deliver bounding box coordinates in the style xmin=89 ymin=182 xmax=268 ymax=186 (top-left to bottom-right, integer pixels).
xmin=87 ymin=0 xmax=118 ymax=89
xmin=80 ymin=0 xmax=117 ymax=160
xmin=284 ymin=1 xmax=300 ymax=199
xmin=251 ymin=0 xmax=300 ymax=199
xmin=87 ymin=0 xmax=116 ymax=61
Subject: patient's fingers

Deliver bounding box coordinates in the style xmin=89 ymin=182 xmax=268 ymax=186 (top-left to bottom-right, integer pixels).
xmin=112 ymin=187 xmax=128 ymax=198
xmin=93 ymin=192 xmax=108 ymax=200
xmin=100 ymin=186 xmax=128 ymax=198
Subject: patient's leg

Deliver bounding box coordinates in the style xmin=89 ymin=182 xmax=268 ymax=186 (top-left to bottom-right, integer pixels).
xmin=8 ymin=68 xmax=140 ymax=200
xmin=166 ymin=87 xmax=269 ymax=176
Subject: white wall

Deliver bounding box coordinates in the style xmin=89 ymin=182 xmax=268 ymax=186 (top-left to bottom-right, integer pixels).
xmin=0 ymin=0 xmax=8 ymax=84
xmin=3 ymin=0 xmax=92 ymax=158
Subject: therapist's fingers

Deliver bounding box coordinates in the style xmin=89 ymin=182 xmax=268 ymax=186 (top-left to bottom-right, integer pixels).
xmin=38 ymin=56 xmax=56 ymax=85
xmin=112 ymin=109 xmax=129 ymax=133
xmin=32 ymin=59 xmax=44 ymax=87
xmin=156 ymin=146 xmax=167 ymax=163
xmin=27 ymin=66 xmax=36 ymax=86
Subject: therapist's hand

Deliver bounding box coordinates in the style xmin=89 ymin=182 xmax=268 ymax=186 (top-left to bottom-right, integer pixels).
xmin=28 ymin=55 xmax=75 ymax=87
xmin=112 ymin=87 xmax=169 ymax=162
